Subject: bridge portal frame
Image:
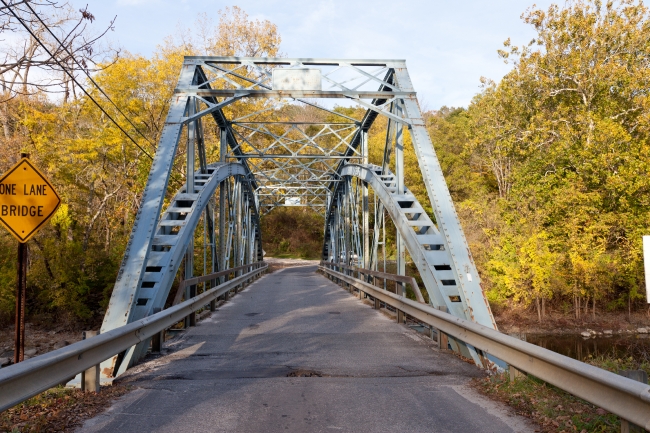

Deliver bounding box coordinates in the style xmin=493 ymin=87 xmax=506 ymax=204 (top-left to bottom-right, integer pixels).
xmin=100 ymin=57 xmax=497 ymax=377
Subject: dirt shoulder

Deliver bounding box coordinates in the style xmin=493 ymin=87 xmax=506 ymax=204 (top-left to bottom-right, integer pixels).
xmin=264 ymin=257 xmax=320 ymax=272
xmin=1 ymin=384 xmax=130 ymax=432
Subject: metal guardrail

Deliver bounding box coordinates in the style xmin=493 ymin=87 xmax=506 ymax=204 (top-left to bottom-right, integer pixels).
xmin=321 ymin=261 xmax=425 ymax=304
xmin=319 ymin=265 xmax=650 ymax=430
xmin=0 ymin=262 xmax=267 ymax=413
xmin=172 ymin=262 xmax=259 ymax=305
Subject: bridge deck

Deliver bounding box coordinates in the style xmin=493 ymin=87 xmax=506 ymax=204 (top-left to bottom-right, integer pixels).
xmin=80 ymin=265 xmax=532 ymax=432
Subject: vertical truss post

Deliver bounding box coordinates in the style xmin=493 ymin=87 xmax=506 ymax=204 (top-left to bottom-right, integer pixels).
xmin=395 ymin=102 xmax=406 ymax=296
xmin=234 ymin=180 xmax=243 ymax=289
xmin=184 ymin=231 xmax=195 ymax=327
xmin=194 ymin=99 xmax=207 ymax=174
xmin=344 ymin=179 xmax=351 ymax=264
xmin=203 ymin=214 xmax=207 ymax=293
xmin=362 ymin=130 xmax=369 ymax=271
xmin=219 ymin=128 xmax=227 ymax=285
xmin=208 ymin=202 xmax=217 ymax=285
xmin=210 ymin=198 xmax=217 ymax=312
xmin=187 ymin=97 xmax=196 ymax=196
xmin=185 ymin=97 xmax=196 ymax=327
xmin=395 ymin=101 xmax=405 ymax=194
xmin=371 ymin=193 xmax=378 ymax=271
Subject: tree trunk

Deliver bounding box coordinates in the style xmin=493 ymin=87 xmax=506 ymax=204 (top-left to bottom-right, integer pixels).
xmin=1 ymin=103 xmax=11 ymax=139
xmin=105 ymin=214 xmax=111 ymax=251
xmin=542 ymin=297 xmax=546 ymax=319
xmin=592 ymin=297 xmax=596 ymax=321
xmin=535 ymin=296 xmax=541 ymax=323
xmin=31 ymin=238 xmax=55 ymax=280
xmin=63 ymin=76 xmax=69 ymax=105
xmin=628 ymin=294 xmax=631 ymax=320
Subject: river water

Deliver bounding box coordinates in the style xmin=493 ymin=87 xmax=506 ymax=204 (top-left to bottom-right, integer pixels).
xmin=516 ymin=333 xmax=650 ymax=361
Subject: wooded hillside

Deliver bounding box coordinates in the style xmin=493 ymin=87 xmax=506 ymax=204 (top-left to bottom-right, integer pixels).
xmin=0 ymin=0 xmax=648 ymax=327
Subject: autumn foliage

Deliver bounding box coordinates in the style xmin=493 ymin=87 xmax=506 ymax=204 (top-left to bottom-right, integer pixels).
xmin=0 ymin=1 xmax=648 ymax=327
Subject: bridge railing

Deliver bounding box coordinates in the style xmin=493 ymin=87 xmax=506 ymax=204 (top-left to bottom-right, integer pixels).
xmin=319 ymin=264 xmax=650 ymax=430
xmin=320 ymin=261 xmax=425 ymax=304
xmin=173 ymin=262 xmax=264 ymax=306
xmin=0 ymin=262 xmax=268 ymax=413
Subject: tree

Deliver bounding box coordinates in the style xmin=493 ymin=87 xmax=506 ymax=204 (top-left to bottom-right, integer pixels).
xmin=469 ymin=0 xmax=650 ymax=316
xmin=0 ymin=5 xmax=285 ymax=325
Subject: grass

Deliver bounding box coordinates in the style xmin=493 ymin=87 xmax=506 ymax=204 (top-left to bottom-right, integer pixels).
xmin=472 ymin=355 xmax=649 ymax=433
xmin=584 ymin=354 xmax=650 ymax=376
xmin=474 ymin=373 xmax=618 ymax=432
xmin=1 ymin=384 xmax=130 ymax=432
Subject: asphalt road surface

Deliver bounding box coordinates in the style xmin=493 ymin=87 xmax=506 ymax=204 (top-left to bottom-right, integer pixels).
xmin=79 ymin=265 xmax=533 ymax=433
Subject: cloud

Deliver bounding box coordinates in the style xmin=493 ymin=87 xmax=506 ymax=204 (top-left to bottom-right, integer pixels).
xmin=116 ymin=0 xmax=161 ymax=6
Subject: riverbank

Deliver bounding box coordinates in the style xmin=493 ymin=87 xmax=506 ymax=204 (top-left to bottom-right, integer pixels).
xmin=0 ymin=323 xmax=81 ymax=367
xmin=495 ymin=309 xmax=650 ymax=336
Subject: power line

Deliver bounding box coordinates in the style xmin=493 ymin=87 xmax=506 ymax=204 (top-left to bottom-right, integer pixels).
xmin=21 ymin=0 xmax=156 ymax=150
xmin=0 ymin=0 xmax=154 ymax=160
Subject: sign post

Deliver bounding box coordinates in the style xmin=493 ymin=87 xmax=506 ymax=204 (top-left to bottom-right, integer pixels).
xmin=0 ymin=154 xmax=60 ymax=364
xmin=644 ymin=236 xmax=650 ymax=304
xmin=15 ymin=241 xmax=26 ymax=364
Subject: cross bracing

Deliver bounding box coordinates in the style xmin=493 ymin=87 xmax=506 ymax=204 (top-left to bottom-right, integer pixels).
xmin=99 ymin=57 xmax=498 ymax=378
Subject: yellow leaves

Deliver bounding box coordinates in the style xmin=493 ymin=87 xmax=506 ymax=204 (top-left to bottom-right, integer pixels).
xmin=468 ymin=0 xmax=650 ymax=308
xmin=50 ymin=204 xmax=72 ymax=232
xmin=213 ymin=7 xmax=282 ymax=57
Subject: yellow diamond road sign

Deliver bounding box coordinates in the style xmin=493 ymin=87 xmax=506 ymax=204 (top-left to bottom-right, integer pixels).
xmin=0 ymin=158 xmax=61 ymax=243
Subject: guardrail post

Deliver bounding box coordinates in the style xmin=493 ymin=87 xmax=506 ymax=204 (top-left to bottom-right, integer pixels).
xmin=151 ymin=308 xmax=163 ymax=353
xmin=619 ymin=370 xmax=648 ymax=433
xmin=435 ymin=306 xmax=449 ymax=349
xmin=397 ymin=309 xmax=406 ymax=324
xmin=81 ymin=331 xmax=100 ymax=393
xmin=438 ymin=331 xmax=449 ymax=350
xmin=508 ymin=366 xmax=525 ymax=381
xmin=374 ymin=297 xmax=381 ymax=309
xmin=188 ymin=284 xmax=197 ymax=326
xmin=397 ymin=280 xmax=404 ymax=297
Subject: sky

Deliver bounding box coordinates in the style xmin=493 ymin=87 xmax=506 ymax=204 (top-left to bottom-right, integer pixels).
xmin=67 ymin=0 xmax=556 ymax=109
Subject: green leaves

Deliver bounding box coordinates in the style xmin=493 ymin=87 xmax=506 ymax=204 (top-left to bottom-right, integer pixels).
xmin=454 ymin=0 xmax=650 ymax=317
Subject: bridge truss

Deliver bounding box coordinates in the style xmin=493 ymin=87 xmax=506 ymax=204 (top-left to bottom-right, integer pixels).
xmin=100 ymin=57 xmax=498 ymax=377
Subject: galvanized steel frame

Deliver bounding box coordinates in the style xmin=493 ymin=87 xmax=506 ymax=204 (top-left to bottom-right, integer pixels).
xmin=100 ymin=56 xmax=496 ymax=376
xmin=100 ymin=59 xmax=265 ymax=378
xmin=178 ymin=57 xmax=414 ymax=215
xmin=324 ymin=164 xmax=493 ymax=365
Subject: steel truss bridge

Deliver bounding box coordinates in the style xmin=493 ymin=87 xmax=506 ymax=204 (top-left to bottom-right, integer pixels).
xmin=98 ymin=57 xmax=497 ymax=376
xmin=1 ymin=58 xmax=649 ymax=429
